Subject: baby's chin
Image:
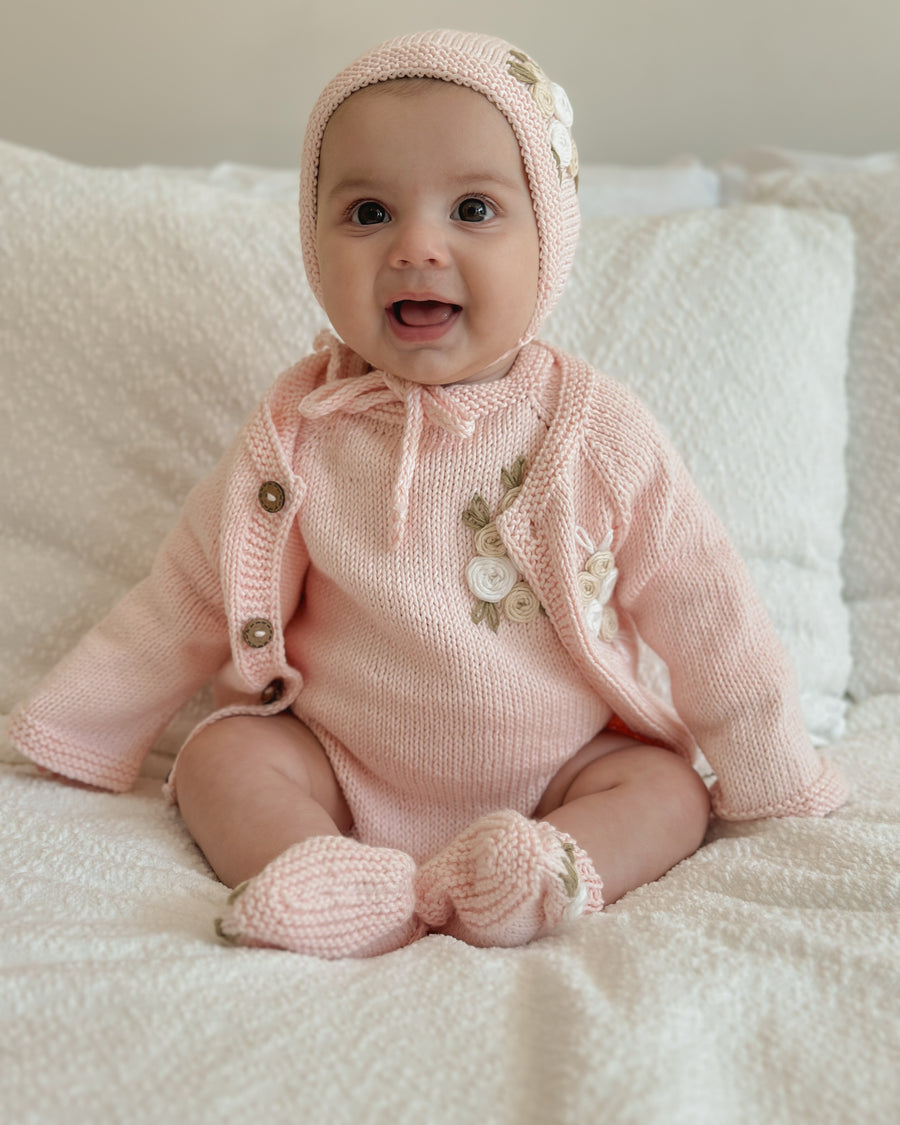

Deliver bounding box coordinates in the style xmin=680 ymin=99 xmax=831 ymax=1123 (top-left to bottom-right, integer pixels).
xmin=383 ymin=351 xmax=521 ymax=387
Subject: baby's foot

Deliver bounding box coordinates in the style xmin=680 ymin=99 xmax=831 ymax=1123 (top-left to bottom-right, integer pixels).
xmin=215 ymin=835 xmax=426 ymax=958
xmin=415 ymin=810 xmax=604 ymax=948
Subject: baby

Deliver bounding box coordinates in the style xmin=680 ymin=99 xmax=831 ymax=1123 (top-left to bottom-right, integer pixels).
xmin=9 ymin=30 xmax=847 ymax=958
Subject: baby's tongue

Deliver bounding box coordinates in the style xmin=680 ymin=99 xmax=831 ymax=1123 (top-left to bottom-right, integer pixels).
xmin=395 ymin=300 xmax=455 ymax=326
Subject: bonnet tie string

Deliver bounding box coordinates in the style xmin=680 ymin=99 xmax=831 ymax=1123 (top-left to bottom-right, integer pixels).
xmin=299 ymin=335 xmax=476 ymax=545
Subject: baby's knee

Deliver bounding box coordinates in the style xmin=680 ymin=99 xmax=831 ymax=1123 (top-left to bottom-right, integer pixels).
xmin=177 ymin=714 xmax=260 ymax=771
xmin=173 ymin=713 xmax=307 ymax=800
xmin=637 ymin=748 xmax=711 ymax=846
xmin=174 ymin=712 xmax=348 ymax=822
xmin=572 ymin=744 xmax=710 ymax=841
xmin=170 ymin=716 xmax=254 ymax=803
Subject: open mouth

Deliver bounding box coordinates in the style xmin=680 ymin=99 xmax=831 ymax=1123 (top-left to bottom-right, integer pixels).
xmin=391 ymin=299 xmax=461 ymax=327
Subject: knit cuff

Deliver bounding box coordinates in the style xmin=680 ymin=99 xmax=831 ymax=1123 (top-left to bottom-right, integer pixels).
xmin=7 ymin=708 xmax=140 ymax=793
xmin=710 ymin=757 xmax=848 ymax=821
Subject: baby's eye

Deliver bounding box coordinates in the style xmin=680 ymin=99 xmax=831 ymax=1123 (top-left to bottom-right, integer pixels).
xmin=351 ymin=201 xmax=390 ymax=225
xmin=455 ymin=197 xmax=494 ymax=223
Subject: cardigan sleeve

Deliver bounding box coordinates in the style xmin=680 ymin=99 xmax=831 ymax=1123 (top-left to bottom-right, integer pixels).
xmin=8 ymin=351 xmax=325 ymax=792
xmin=589 ymin=387 xmax=847 ymax=820
xmin=7 ymin=438 xmax=238 ymax=792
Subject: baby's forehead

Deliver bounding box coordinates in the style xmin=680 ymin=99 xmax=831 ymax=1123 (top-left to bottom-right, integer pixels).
xmin=317 ymin=79 xmax=527 ymax=196
xmin=319 ymin=79 xmax=520 ymax=160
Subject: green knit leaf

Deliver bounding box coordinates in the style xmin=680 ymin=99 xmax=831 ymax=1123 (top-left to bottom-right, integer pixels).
xmin=462 ymin=494 xmax=491 ymax=530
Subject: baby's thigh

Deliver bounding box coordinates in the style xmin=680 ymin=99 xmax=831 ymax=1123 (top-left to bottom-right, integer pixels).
xmin=533 ymin=730 xmax=645 ymax=817
xmin=172 ymin=712 xmax=351 ymax=829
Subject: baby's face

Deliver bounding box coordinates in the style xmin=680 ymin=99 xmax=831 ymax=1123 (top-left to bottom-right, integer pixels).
xmin=315 ymin=80 xmax=540 ymax=386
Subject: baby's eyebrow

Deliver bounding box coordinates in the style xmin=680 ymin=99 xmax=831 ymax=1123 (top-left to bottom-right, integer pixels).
xmin=447 ymin=169 xmax=528 ymax=192
xmin=320 ymin=176 xmax=381 ymax=199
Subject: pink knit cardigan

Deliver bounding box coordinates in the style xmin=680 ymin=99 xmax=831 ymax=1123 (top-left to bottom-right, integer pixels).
xmin=9 ymin=337 xmax=847 ymax=821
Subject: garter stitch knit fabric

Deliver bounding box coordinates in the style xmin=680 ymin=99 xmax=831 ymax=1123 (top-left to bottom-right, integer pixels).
xmin=215 ymin=835 xmax=426 ymax=958
xmin=299 ymin=29 xmax=581 ymax=348
xmin=415 ymin=810 xmax=604 ymax=947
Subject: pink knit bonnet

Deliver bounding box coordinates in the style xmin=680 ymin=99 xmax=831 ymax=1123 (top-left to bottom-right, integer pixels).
xmin=299 ymin=29 xmax=581 ymax=345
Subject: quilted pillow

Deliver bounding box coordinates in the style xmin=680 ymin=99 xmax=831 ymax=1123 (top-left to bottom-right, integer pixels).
xmin=742 ymin=168 xmax=900 ymax=700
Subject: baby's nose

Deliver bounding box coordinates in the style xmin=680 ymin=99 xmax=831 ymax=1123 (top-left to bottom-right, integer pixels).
xmin=389 ymin=218 xmax=450 ymax=268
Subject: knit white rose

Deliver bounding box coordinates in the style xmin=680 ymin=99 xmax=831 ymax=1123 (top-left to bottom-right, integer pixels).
xmin=584 ymin=597 xmax=605 ymax=636
xmin=578 ymin=565 xmax=617 ymax=613
xmin=466 ymin=555 xmax=518 ymax=603
xmin=577 ymin=571 xmax=602 ymax=605
xmin=586 ymin=550 xmax=615 ymax=580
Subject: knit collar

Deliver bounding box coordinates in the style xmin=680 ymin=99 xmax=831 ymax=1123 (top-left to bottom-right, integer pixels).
xmin=298 ymin=332 xmax=545 ymax=545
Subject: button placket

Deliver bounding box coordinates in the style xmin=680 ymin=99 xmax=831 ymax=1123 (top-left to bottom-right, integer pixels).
xmin=239 ymin=477 xmax=290 ymax=684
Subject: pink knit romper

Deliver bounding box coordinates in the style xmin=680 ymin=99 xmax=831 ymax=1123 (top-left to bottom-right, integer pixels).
xmin=285 ymin=347 xmax=610 ymax=862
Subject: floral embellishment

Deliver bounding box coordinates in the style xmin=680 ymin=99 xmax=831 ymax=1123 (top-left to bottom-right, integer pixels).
xmin=503 ymin=582 xmax=542 ymax=625
xmin=464 ymin=457 xmax=544 ymax=631
xmin=576 ymin=571 xmax=603 ymax=604
xmin=507 ymin=50 xmax=578 ymax=184
xmin=473 ymin=523 xmax=507 ymax=558
xmin=549 ymin=83 xmax=574 ymax=129
xmin=466 ymin=555 xmax=518 ymax=604
xmin=576 ymin=527 xmax=619 ymax=642
xmin=498 ymin=485 xmax=522 ymax=514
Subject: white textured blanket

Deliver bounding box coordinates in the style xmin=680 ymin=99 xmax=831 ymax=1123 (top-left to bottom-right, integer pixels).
xmin=2 ymin=697 xmax=897 ymax=1125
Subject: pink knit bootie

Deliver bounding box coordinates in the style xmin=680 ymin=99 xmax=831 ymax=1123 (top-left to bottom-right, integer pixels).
xmin=215 ymin=835 xmax=426 ymax=958
xmin=415 ymin=810 xmax=604 ymax=948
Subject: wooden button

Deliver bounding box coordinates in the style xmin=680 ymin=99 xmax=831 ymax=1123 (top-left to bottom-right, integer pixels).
xmin=241 ymin=619 xmax=274 ymax=648
xmin=260 ymin=679 xmax=284 ymax=705
xmin=258 ymin=481 xmax=286 ymax=513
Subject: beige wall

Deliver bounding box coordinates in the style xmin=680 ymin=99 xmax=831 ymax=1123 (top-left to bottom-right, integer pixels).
xmin=1 ymin=0 xmax=897 ymax=166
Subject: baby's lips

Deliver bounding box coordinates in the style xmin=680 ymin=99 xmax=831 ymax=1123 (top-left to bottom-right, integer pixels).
xmin=392 ymin=300 xmax=460 ymax=327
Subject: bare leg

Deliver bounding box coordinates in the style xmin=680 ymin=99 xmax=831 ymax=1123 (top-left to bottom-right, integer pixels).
xmin=536 ymin=733 xmax=712 ymax=904
xmin=173 ymin=712 xmax=352 ymax=888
